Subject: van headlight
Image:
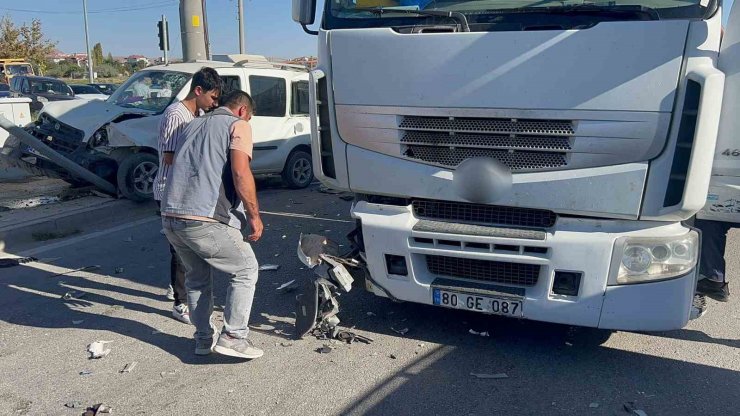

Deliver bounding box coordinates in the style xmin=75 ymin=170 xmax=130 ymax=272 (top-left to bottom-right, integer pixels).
xmin=90 ymin=129 xmax=108 ymax=147
xmin=609 ymin=231 xmax=698 ymax=285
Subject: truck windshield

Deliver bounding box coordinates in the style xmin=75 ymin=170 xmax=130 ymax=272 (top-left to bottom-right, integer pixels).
xmin=325 ymin=0 xmax=716 ymax=29
xmin=7 ymin=64 xmax=32 ymax=76
xmin=107 ymin=70 xmax=190 ymax=113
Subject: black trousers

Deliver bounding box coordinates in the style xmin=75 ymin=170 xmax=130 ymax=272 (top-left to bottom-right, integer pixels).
xmin=695 ymin=219 xmax=733 ymax=283
xmin=156 ymin=201 xmax=187 ymax=306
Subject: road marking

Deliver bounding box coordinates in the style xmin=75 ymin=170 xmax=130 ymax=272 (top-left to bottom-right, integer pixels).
xmin=19 ymin=217 xmax=159 ymax=257
xmin=259 ymin=210 xmax=353 ymax=223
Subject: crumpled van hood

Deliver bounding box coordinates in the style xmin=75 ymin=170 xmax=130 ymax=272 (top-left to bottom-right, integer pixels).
xmin=40 ymin=99 xmax=150 ymax=140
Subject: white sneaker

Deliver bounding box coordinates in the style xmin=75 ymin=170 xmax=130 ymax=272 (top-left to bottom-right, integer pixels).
xmin=165 ymin=285 xmax=175 ymax=301
xmin=172 ymin=304 xmax=191 ymax=324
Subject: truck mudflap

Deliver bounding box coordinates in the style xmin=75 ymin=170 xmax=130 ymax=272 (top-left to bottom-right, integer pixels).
xmin=294 ymin=234 xmax=365 ymax=339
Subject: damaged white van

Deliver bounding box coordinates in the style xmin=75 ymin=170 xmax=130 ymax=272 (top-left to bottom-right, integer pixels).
xmin=14 ymin=58 xmax=313 ymax=200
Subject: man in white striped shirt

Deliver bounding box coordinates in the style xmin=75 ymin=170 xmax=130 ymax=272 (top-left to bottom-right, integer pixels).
xmin=154 ymin=67 xmax=222 ymax=323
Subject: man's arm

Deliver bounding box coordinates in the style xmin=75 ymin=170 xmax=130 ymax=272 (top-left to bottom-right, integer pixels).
xmin=231 ymin=149 xmax=263 ymax=242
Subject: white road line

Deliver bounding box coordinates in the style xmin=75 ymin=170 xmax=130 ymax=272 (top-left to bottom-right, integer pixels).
xmin=19 ymin=217 xmax=160 ymax=257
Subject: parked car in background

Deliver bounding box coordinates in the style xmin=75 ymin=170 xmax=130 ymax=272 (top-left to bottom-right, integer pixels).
xmin=0 ymin=84 xmax=10 ymax=98
xmin=9 ymin=75 xmax=75 ymax=112
xmin=88 ymin=83 xmax=118 ymax=95
xmin=70 ymin=84 xmax=108 ymax=101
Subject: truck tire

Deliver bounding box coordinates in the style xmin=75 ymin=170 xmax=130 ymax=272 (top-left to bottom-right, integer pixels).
xmin=117 ymin=152 xmax=158 ymax=202
xmin=281 ymin=149 xmax=313 ymax=189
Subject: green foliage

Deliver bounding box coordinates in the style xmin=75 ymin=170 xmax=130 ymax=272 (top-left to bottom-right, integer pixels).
xmin=0 ymin=15 xmax=56 ymax=73
xmin=92 ymin=43 xmax=104 ymax=66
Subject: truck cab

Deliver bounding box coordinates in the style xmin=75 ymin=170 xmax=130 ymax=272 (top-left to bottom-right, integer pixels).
xmin=293 ymin=0 xmax=739 ymax=332
xmin=0 ymin=60 xmax=34 ymax=84
xmin=13 ymin=57 xmax=313 ymax=200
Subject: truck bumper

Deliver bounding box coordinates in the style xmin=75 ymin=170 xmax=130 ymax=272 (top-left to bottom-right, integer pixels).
xmin=351 ymin=201 xmax=697 ymax=331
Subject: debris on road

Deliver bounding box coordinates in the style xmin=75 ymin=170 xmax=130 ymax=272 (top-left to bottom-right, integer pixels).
xmin=160 ymin=370 xmax=177 ymax=378
xmin=589 ymin=403 xmax=600 ymax=408
xmin=623 ymin=402 xmax=648 ymax=416
xmin=123 ymin=236 xmax=133 ymax=242
xmin=259 ymin=264 xmax=280 ymax=271
xmin=276 ymin=280 xmax=298 ymax=292
xmin=62 ymin=290 xmax=87 ymax=300
xmin=366 ymin=312 xmax=376 ymax=317
xmin=51 ymin=265 xmax=100 ymax=278
xmin=468 ymin=329 xmax=490 ymax=337
xmin=470 ymin=372 xmax=508 ymax=379
xmin=337 ymin=330 xmax=374 ymax=344
xmin=280 ymin=342 xmax=294 ymax=347
xmin=87 ymin=341 xmax=112 ymax=359
xmin=64 ymin=401 xmax=83 ymax=409
xmin=72 ymin=320 xmax=85 ymax=325
xmin=79 ymin=370 xmax=93 ymax=376
xmin=317 ymin=344 xmax=334 ymax=354
xmin=339 ymin=194 xmax=355 ymax=201
xmin=114 ymin=267 xmax=124 ymax=274
xmin=318 ymin=185 xmax=342 ymax=195
xmin=389 ymin=354 xmax=397 ymax=359
xmin=119 ymin=362 xmax=137 ymax=373
xmin=151 ymin=330 xmax=162 ymax=335
xmin=82 ymin=403 xmax=112 ymax=415
xmin=392 ymin=327 xmax=409 ymax=335
xmin=0 ymin=257 xmax=36 ymax=268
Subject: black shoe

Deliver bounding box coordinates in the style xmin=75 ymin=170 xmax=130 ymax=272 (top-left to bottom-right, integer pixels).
xmin=696 ymin=279 xmax=730 ymax=302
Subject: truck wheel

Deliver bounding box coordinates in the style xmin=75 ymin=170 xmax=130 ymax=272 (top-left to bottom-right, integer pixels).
xmin=117 ymin=152 xmax=158 ymax=201
xmin=281 ymin=149 xmax=313 ymax=189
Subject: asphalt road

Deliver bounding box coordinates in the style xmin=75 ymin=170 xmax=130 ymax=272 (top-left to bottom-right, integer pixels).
xmin=0 ymin=182 xmax=738 ymax=416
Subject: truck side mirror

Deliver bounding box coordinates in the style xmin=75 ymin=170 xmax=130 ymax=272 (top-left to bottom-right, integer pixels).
xmin=292 ymin=0 xmax=316 ymax=26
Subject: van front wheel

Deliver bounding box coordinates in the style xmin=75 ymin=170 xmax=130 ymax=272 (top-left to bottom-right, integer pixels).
xmin=117 ymin=152 xmax=158 ymax=201
xmin=281 ymin=150 xmax=313 ymax=189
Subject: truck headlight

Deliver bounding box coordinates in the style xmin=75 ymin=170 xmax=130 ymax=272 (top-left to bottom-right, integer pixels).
xmin=609 ymin=231 xmax=698 ymax=285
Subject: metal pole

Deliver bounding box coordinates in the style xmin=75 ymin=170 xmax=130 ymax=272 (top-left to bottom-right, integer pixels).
xmin=202 ymin=0 xmax=211 ymax=59
xmin=238 ymin=0 xmax=245 ymax=54
xmin=162 ymin=15 xmax=169 ymax=65
xmin=179 ymin=0 xmax=208 ymax=62
xmin=82 ymin=0 xmax=94 ymax=82
xmin=0 ymin=116 xmax=116 ymax=195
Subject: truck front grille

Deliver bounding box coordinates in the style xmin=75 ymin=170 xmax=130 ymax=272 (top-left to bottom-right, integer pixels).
xmin=426 ymin=255 xmax=540 ymax=286
xmin=413 ymin=199 xmax=557 ymax=228
xmin=404 ymin=145 xmax=567 ymax=171
xmin=399 ymin=116 xmax=574 ymax=171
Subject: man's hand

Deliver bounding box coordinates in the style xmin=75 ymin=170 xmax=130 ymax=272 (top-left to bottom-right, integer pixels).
xmin=163 ymin=152 xmax=175 ymax=165
xmin=248 ymin=215 xmax=263 ymax=242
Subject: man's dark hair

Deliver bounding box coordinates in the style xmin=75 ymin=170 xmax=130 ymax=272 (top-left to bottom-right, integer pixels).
xmin=220 ymin=90 xmax=255 ymax=114
xmin=189 ymin=67 xmax=221 ymax=93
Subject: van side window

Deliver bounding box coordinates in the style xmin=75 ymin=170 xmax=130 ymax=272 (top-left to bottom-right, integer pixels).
xmin=220 ymin=76 xmax=241 ymax=96
xmin=291 ymin=81 xmax=310 ymax=116
xmin=249 ymin=76 xmax=286 ymax=117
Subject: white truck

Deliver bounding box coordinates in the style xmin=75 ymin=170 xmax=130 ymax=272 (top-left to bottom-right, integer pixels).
xmin=9 ymin=57 xmax=314 ymax=200
xmin=292 ymin=0 xmax=739 ymax=332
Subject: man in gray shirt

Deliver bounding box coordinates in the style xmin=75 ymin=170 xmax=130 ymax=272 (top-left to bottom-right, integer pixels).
xmin=161 ymin=90 xmax=263 ymax=359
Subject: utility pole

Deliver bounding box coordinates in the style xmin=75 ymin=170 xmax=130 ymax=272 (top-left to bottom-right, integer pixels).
xmin=238 ymin=0 xmax=245 ymax=54
xmin=179 ymin=0 xmax=208 ymax=62
xmin=82 ymin=0 xmax=94 ymax=82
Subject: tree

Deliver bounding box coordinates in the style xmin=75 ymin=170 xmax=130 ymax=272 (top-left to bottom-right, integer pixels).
xmin=92 ymin=42 xmax=104 ymax=66
xmin=0 ymin=15 xmax=56 ymax=73
xmin=106 ymin=52 xmax=113 ymax=64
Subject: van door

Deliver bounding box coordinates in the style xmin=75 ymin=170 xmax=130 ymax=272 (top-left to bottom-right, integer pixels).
xmin=698 ymin=3 xmax=740 ymax=222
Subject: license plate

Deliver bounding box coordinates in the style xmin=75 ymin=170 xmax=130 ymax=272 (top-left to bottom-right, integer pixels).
xmin=25 ymin=145 xmax=45 ymax=158
xmin=432 ymin=288 xmax=523 ymax=317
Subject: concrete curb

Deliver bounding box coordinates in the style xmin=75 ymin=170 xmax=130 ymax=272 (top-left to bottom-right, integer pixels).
xmin=0 ymin=198 xmax=157 ymax=255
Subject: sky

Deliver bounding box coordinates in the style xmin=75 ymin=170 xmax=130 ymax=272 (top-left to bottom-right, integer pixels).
xmin=0 ymin=0 xmax=326 ymax=59
xmin=0 ymin=0 xmax=734 ymax=60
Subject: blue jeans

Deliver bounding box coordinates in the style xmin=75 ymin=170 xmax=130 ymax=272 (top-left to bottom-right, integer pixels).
xmin=162 ymin=217 xmax=259 ymax=342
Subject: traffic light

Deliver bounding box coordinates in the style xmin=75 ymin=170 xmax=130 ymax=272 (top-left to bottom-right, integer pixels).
xmin=157 ymin=20 xmax=169 ymax=51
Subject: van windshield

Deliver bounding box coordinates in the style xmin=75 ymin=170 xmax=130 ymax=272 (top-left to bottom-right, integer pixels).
xmin=107 ymin=70 xmax=190 ymax=113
